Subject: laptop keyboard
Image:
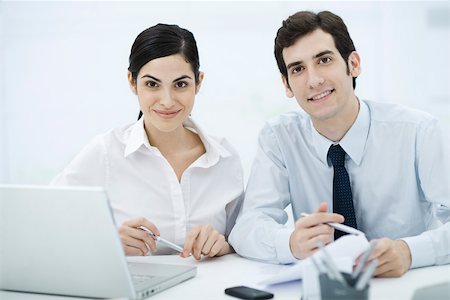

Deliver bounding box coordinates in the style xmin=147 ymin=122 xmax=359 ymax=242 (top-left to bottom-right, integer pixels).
xmin=131 ymin=274 xmax=156 ymax=286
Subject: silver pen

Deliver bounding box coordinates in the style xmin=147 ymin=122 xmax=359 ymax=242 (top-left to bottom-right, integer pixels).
xmin=311 ymin=255 xmax=326 ymax=275
xmin=138 ymin=226 xmax=184 ymax=253
xmin=354 ymin=259 xmax=378 ymax=290
xmin=352 ymin=241 xmax=376 ymax=279
xmin=300 ymin=212 xmax=364 ymax=236
xmin=316 ymin=240 xmax=347 ymax=285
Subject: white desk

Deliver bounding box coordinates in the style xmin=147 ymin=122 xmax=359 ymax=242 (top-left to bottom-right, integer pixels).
xmin=1 ymin=254 xmax=449 ymax=299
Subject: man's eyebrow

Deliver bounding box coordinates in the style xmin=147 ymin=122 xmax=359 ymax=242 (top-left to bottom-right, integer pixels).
xmin=286 ymin=61 xmax=302 ymax=70
xmin=140 ymin=74 xmax=161 ymax=82
xmin=314 ymin=50 xmax=334 ymax=58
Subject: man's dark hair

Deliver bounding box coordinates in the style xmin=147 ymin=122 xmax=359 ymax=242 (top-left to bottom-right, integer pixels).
xmin=274 ymin=11 xmax=357 ymax=89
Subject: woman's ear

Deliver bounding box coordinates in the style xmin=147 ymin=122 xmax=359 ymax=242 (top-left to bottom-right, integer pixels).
xmin=348 ymin=51 xmax=361 ymax=77
xmin=281 ymin=75 xmax=294 ymax=98
xmin=195 ymin=72 xmax=205 ymax=94
xmin=127 ymin=71 xmax=137 ymax=95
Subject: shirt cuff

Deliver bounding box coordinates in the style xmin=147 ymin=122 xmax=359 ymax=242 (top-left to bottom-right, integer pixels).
xmin=274 ymin=228 xmax=297 ymax=264
xmin=402 ymin=234 xmax=435 ymax=269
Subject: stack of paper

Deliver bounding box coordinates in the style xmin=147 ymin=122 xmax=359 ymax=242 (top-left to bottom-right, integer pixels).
xmin=259 ymin=234 xmax=369 ymax=285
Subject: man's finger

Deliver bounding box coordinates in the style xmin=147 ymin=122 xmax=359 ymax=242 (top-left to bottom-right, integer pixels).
xmin=315 ymin=202 xmax=328 ymax=213
xmin=295 ymin=213 xmax=344 ymax=228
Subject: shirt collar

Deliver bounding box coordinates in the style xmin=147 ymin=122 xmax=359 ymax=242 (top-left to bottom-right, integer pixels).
xmin=311 ymin=100 xmax=370 ymax=166
xmin=123 ymin=117 xmax=231 ymax=164
xmin=124 ymin=117 xmax=151 ymax=157
xmin=183 ymin=118 xmax=232 ymax=166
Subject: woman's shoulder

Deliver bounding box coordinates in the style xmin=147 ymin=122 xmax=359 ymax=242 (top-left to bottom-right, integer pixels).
xmin=72 ymin=122 xmax=137 ymax=161
xmin=91 ymin=122 xmax=137 ymax=145
xmin=205 ymin=133 xmax=239 ymax=156
xmin=188 ymin=119 xmax=238 ymax=158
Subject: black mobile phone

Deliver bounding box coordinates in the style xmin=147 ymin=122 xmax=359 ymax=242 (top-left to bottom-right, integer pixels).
xmin=224 ymin=286 xmax=274 ymax=300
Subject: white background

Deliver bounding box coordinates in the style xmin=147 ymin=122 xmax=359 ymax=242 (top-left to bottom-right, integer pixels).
xmin=1 ymin=1 xmax=449 ymax=184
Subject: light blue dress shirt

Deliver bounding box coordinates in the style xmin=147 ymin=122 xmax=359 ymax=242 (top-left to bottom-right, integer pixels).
xmin=229 ymin=100 xmax=449 ymax=268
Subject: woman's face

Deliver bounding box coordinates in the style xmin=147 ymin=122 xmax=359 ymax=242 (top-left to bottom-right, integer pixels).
xmin=129 ymin=54 xmax=203 ymax=134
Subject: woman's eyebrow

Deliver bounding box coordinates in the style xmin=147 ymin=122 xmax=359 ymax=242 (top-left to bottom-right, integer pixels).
xmin=173 ymin=75 xmax=192 ymax=82
xmin=140 ymin=74 xmax=161 ymax=82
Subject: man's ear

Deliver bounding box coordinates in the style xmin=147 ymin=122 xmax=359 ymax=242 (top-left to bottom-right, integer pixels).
xmin=127 ymin=71 xmax=137 ymax=95
xmin=348 ymin=51 xmax=361 ymax=77
xmin=281 ymin=75 xmax=294 ymax=98
xmin=195 ymin=72 xmax=205 ymax=94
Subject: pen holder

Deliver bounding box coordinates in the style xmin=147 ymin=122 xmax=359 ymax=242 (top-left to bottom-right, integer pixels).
xmin=319 ymin=273 xmax=369 ymax=300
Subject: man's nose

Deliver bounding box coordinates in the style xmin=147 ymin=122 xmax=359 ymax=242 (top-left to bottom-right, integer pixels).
xmin=307 ymin=68 xmax=325 ymax=89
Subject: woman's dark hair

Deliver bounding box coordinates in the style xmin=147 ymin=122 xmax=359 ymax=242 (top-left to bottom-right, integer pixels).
xmin=128 ymin=24 xmax=200 ymax=120
xmin=274 ymin=11 xmax=357 ymax=89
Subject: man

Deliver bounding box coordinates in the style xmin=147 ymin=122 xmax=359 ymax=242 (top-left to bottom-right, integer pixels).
xmin=228 ymin=11 xmax=449 ymax=277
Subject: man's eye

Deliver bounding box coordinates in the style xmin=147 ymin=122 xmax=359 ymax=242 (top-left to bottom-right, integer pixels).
xmin=175 ymin=81 xmax=188 ymax=88
xmin=146 ymin=81 xmax=158 ymax=88
xmin=292 ymin=66 xmax=304 ymax=74
xmin=319 ymin=57 xmax=332 ymax=64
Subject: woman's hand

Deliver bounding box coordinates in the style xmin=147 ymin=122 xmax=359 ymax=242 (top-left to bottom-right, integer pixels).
xmin=118 ymin=217 xmax=160 ymax=256
xmin=181 ymin=224 xmax=231 ymax=260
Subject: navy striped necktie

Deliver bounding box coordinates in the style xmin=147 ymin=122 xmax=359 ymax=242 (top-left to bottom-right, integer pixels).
xmin=328 ymin=144 xmax=357 ymax=239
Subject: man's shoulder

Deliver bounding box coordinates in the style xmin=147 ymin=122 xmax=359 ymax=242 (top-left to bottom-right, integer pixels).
xmin=263 ymin=110 xmax=309 ymax=132
xmin=365 ymin=100 xmax=437 ymax=126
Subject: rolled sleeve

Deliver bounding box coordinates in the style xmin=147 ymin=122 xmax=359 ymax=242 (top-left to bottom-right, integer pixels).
xmin=275 ymin=228 xmax=297 ymax=264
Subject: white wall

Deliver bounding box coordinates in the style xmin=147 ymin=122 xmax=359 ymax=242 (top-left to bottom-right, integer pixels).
xmin=0 ymin=5 xmax=5 ymax=183
xmin=1 ymin=1 xmax=449 ymax=184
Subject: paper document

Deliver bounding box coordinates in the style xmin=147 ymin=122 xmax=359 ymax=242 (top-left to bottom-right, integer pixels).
xmin=259 ymin=234 xmax=369 ymax=285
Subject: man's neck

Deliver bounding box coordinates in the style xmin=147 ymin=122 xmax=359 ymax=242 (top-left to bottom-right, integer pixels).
xmin=313 ymin=97 xmax=360 ymax=142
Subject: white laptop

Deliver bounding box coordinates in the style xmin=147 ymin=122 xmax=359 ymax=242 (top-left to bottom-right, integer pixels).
xmin=0 ymin=185 xmax=196 ymax=299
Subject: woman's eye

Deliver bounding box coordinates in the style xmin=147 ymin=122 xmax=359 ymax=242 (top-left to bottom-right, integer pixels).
xmin=175 ymin=81 xmax=188 ymax=88
xmin=146 ymin=81 xmax=158 ymax=88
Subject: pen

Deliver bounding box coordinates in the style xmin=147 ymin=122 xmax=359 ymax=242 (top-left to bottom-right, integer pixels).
xmin=352 ymin=241 xmax=375 ymax=279
xmin=316 ymin=240 xmax=347 ymax=285
xmin=311 ymin=255 xmax=326 ymax=275
xmin=138 ymin=226 xmax=184 ymax=253
xmin=300 ymin=212 xmax=364 ymax=236
xmin=354 ymin=259 xmax=378 ymax=290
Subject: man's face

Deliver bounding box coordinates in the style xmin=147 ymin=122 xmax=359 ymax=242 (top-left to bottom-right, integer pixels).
xmin=281 ymin=29 xmax=360 ymax=125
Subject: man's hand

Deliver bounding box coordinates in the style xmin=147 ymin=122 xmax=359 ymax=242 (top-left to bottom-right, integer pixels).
xmin=182 ymin=224 xmax=231 ymax=260
xmin=289 ymin=202 xmax=344 ymax=259
xmin=368 ymin=238 xmax=412 ymax=277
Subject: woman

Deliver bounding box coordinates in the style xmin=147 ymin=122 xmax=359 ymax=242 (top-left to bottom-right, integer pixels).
xmin=52 ymin=24 xmax=244 ymax=260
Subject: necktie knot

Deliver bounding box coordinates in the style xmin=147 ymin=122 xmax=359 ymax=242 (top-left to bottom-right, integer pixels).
xmin=328 ymin=144 xmax=346 ymax=167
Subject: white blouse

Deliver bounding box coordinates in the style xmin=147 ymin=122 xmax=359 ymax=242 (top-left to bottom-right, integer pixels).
xmin=52 ymin=117 xmax=244 ymax=254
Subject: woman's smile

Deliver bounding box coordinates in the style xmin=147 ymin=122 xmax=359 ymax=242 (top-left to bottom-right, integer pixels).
xmin=153 ymin=108 xmax=182 ymax=119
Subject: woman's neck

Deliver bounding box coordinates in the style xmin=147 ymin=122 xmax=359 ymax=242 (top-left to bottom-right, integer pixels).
xmin=144 ymin=122 xmax=200 ymax=156
xmin=144 ymin=121 xmax=205 ymax=182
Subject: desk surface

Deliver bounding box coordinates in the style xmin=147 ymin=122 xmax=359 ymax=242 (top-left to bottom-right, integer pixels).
xmin=1 ymin=254 xmax=449 ymax=300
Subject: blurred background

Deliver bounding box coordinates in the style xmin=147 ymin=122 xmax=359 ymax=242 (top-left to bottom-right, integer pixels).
xmin=1 ymin=1 xmax=449 ymax=184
